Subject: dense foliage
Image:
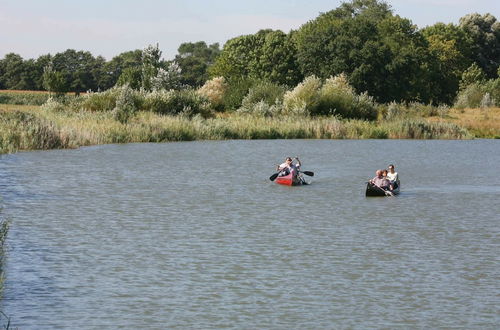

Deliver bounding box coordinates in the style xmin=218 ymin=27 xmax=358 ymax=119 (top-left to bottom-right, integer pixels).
xmin=0 ymin=0 xmax=498 ymax=107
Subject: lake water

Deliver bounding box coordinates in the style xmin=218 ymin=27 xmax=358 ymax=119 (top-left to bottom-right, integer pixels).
xmin=0 ymin=140 xmax=499 ymax=329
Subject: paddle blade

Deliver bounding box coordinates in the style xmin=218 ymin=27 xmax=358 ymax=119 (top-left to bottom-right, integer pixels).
xmin=302 ymin=171 xmax=314 ymax=177
xmin=269 ymin=172 xmax=279 ymax=181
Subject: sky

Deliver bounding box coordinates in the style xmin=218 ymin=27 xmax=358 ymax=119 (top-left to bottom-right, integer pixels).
xmin=0 ymin=0 xmax=498 ymax=61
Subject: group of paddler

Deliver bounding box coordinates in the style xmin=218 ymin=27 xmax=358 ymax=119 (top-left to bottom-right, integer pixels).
xmin=368 ymin=164 xmax=400 ymax=191
xmin=270 ymin=157 xmax=400 ymax=195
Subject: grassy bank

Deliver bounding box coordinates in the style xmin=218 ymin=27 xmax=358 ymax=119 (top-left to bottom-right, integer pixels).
xmin=0 ymin=104 xmax=474 ymax=154
xmin=428 ymin=107 xmax=500 ymax=138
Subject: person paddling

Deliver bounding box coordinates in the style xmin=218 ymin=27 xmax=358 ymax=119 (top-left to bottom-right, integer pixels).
xmin=276 ymin=157 xmax=301 ymax=182
xmin=370 ymin=169 xmax=392 ymax=191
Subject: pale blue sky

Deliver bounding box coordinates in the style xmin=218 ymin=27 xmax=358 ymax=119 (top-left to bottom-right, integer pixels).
xmin=0 ymin=0 xmax=498 ymax=60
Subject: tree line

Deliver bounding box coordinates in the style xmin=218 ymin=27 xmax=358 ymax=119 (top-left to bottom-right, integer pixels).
xmin=0 ymin=0 xmax=498 ymax=104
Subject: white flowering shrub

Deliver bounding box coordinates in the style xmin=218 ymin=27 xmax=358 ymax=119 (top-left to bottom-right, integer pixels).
xmin=151 ymin=62 xmax=182 ymax=91
xmin=283 ymin=76 xmax=322 ymax=116
xmin=141 ymin=43 xmax=162 ymax=91
xmin=282 ymin=74 xmax=377 ymax=119
xmin=197 ymin=77 xmax=227 ymax=110
xmin=237 ymin=100 xmax=284 ymax=117
xmin=143 ymin=90 xmax=176 ymax=113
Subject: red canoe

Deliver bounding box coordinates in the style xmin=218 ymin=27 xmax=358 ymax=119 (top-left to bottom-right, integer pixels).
xmin=275 ymin=173 xmax=306 ymax=186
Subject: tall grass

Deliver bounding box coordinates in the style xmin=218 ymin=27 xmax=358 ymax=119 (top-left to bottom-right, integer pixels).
xmin=428 ymin=107 xmax=500 ymax=138
xmin=0 ymin=105 xmax=474 ymax=154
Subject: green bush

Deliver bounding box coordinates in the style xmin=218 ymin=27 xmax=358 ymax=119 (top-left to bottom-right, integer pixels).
xmin=455 ymin=79 xmax=500 ymax=108
xmin=241 ymin=81 xmax=286 ymax=108
xmin=0 ymin=110 xmax=65 ymax=153
xmin=221 ymin=77 xmax=256 ymax=111
xmin=283 ymin=76 xmax=321 ymax=116
xmin=383 ymin=119 xmax=471 ymax=139
xmin=237 ymin=81 xmax=286 ymax=116
xmin=41 ymin=97 xmax=68 ymax=112
xmin=146 ymin=89 xmax=211 ymax=118
xmin=382 ymin=102 xmax=449 ymax=120
xmin=143 ymin=90 xmax=176 ymax=114
xmin=237 ymin=100 xmax=284 ymax=117
xmin=113 ymin=85 xmax=138 ymax=123
xmin=80 ymin=88 xmax=118 ymax=111
xmin=283 ymin=74 xmax=378 ymax=119
xmin=79 ymin=85 xmax=143 ymax=112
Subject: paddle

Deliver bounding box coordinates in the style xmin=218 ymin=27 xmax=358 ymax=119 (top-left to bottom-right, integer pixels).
xmin=269 ymin=172 xmax=280 ymax=181
xmin=300 ymin=171 xmax=314 ymax=177
xmin=270 ymin=170 xmax=314 ymax=181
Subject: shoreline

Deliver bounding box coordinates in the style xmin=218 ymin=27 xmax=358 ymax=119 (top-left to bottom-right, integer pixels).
xmin=1 ymin=105 xmax=484 ymax=155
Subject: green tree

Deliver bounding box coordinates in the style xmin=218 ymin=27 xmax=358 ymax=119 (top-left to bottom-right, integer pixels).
xmin=459 ymin=62 xmax=486 ymax=90
xmin=101 ymin=50 xmax=142 ymax=89
xmin=116 ymin=67 xmax=142 ymax=89
xmin=294 ymin=0 xmax=431 ymax=103
xmin=42 ymin=62 xmax=67 ymax=95
xmin=209 ymin=34 xmax=256 ymax=79
xmin=0 ymin=53 xmax=29 ymax=89
xmin=209 ymin=29 xmax=301 ymax=86
xmin=422 ymin=23 xmax=472 ymax=103
xmin=175 ymin=41 xmax=220 ymax=87
xmin=459 ymin=13 xmax=500 ymax=78
xmin=254 ymin=30 xmax=302 ymax=86
xmin=52 ymin=49 xmax=103 ymax=93
xmin=33 ymin=54 xmax=54 ymax=90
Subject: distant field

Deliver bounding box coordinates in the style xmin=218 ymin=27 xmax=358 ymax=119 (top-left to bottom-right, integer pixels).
xmin=0 ymin=90 xmax=84 ymax=106
xmin=0 ymin=90 xmax=84 ymax=95
xmin=429 ymin=107 xmax=500 ymax=138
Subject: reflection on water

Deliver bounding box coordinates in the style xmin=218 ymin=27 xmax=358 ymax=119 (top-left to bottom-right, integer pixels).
xmin=0 ymin=140 xmax=499 ymax=329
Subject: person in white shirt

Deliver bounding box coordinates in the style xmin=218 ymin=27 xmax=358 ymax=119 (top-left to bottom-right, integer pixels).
xmin=386 ymin=164 xmax=399 ymax=188
xmin=276 ymin=157 xmax=301 ymax=179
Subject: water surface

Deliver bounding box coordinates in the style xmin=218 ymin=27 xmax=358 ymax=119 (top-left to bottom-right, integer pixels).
xmin=0 ymin=140 xmax=499 ymax=328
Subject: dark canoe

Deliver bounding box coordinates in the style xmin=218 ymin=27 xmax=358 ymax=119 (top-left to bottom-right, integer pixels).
xmin=365 ymin=182 xmax=400 ymax=196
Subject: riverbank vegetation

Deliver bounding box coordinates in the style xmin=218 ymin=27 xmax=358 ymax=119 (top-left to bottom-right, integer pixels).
xmin=1 ymin=0 xmax=499 ymax=153
xmin=0 ymin=101 xmax=474 ymax=154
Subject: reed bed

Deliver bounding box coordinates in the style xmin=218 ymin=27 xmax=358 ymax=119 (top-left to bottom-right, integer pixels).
xmin=0 ymin=105 xmax=474 ymax=154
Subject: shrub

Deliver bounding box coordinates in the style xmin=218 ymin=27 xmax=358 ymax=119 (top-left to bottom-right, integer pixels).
xmin=41 ymin=97 xmax=67 ymax=112
xmin=143 ymin=90 xmax=176 ymax=114
xmin=80 ymin=88 xmax=119 ymax=111
xmin=240 ymin=81 xmax=286 ymax=108
xmin=0 ymin=110 xmax=65 ymax=153
xmin=146 ymin=89 xmax=212 ymax=118
xmin=382 ymin=102 xmax=449 ymax=120
xmin=237 ymin=100 xmax=284 ymax=117
xmin=455 ymin=83 xmax=490 ymax=108
xmin=221 ymin=77 xmax=257 ymax=111
xmin=283 ymin=76 xmax=321 ymax=116
xmin=197 ymin=77 xmax=227 ymax=110
xmin=112 ymin=85 xmax=137 ymax=123
xmin=383 ymin=119 xmax=471 ymax=139
xmin=80 ymin=85 xmax=143 ymax=112
xmin=283 ymin=74 xmax=377 ymax=119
